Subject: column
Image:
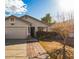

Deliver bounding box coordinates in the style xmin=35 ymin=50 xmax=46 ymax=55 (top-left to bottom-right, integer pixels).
xmin=46 ymin=27 xmax=48 ymax=32
xmin=35 ymin=27 xmax=38 ymax=38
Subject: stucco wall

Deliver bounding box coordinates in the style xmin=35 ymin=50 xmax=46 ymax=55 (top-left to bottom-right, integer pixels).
xmin=5 ymin=17 xmax=30 ymax=39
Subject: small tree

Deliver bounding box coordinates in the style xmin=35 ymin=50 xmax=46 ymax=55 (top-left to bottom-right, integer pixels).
xmin=41 ymin=13 xmax=55 ymax=24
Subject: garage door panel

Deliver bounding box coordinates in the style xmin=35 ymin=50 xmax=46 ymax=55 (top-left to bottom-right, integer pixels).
xmin=5 ymin=28 xmax=28 ymax=39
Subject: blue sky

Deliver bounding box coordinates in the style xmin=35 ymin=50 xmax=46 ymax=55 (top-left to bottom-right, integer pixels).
xmin=5 ymin=0 xmax=74 ymax=21
xmin=22 ymin=0 xmax=57 ymax=19
xmin=5 ymin=0 xmax=58 ymax=19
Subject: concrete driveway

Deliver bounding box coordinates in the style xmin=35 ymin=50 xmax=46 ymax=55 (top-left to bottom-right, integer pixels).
xmin=5 ymin=39 xmax=50 ymax=59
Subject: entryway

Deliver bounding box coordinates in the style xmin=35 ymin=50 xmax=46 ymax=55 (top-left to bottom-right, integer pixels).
xmin=30 ymin=27 xmax=35 ymax=38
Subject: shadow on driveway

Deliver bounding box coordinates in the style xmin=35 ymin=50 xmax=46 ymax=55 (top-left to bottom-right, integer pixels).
xmin=5 ymin=39 xmax=27 ymax=46
xmin=5 ymin=39 xmax=38 ymax=46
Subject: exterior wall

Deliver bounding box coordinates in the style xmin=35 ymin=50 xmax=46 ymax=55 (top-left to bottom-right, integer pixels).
xmin=5 ymin=17 xmax=30 ymax=39
xmin=48 ymin=27 xmax=53 ymax=32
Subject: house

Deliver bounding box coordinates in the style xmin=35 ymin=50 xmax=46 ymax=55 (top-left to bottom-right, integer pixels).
xmin=5 ymin=15 xmax=48 ymax=39
xmin=48 ymin=19 xmax=74 ymax=38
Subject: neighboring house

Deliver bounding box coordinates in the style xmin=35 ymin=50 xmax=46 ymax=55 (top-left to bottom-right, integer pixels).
xmin=48 ymin=19 xmax=74 ymax=38
xmin=5 ymin=15 xmax=48 ymax=39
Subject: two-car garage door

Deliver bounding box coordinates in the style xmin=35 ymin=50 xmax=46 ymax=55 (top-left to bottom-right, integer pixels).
xmin=5 ymin=27 xmax=28 ymax=39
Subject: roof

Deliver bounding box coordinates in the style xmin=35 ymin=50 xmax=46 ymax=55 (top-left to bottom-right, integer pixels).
xmin=21 ymin=15 xmax=48 ymax=26
xmin=5 ymin=15 xmax=32 ymax=25
xmin=49 ymin=20 xmax=74 ymax=33
xmin=5 ymin=15 xmax=48 ymax=26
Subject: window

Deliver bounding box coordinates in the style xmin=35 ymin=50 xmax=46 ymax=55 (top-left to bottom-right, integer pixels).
xmin=10 ymin=17 xmax=15 ymax=25
xmin=11 ymin=18 xmax=14 ymax=22
xmin=38 ymin=27 xmax=44 ymax=31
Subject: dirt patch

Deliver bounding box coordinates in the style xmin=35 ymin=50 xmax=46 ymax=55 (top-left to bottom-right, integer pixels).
xmin=39 ymin=41 xmax=74 ymax=59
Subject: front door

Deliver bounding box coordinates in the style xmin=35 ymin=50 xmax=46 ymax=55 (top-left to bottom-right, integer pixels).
xmin=30 ymin=27 xmax=35 ymax=37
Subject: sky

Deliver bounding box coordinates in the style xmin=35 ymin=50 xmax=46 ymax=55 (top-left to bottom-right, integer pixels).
xmin=5 ymin=0 xmax=74 ymax=22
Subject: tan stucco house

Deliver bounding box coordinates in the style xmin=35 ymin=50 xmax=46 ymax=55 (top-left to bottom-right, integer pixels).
xmin=5 ymin=15 xmax=48 ymax=39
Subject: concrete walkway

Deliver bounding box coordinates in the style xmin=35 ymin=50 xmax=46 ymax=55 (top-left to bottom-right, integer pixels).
xmin=6 ymin=43 xmax=27 ymax=59
xmin=5 ymin=39 xmax=50 ymax=59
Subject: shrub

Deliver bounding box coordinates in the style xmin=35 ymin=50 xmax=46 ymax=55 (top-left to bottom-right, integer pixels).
xmin=36 ymin=31 xmax=61 ymax=40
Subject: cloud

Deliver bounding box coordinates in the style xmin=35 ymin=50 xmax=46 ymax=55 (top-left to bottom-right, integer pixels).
xmin=5 ymin=0 xmax=27 ymax=16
